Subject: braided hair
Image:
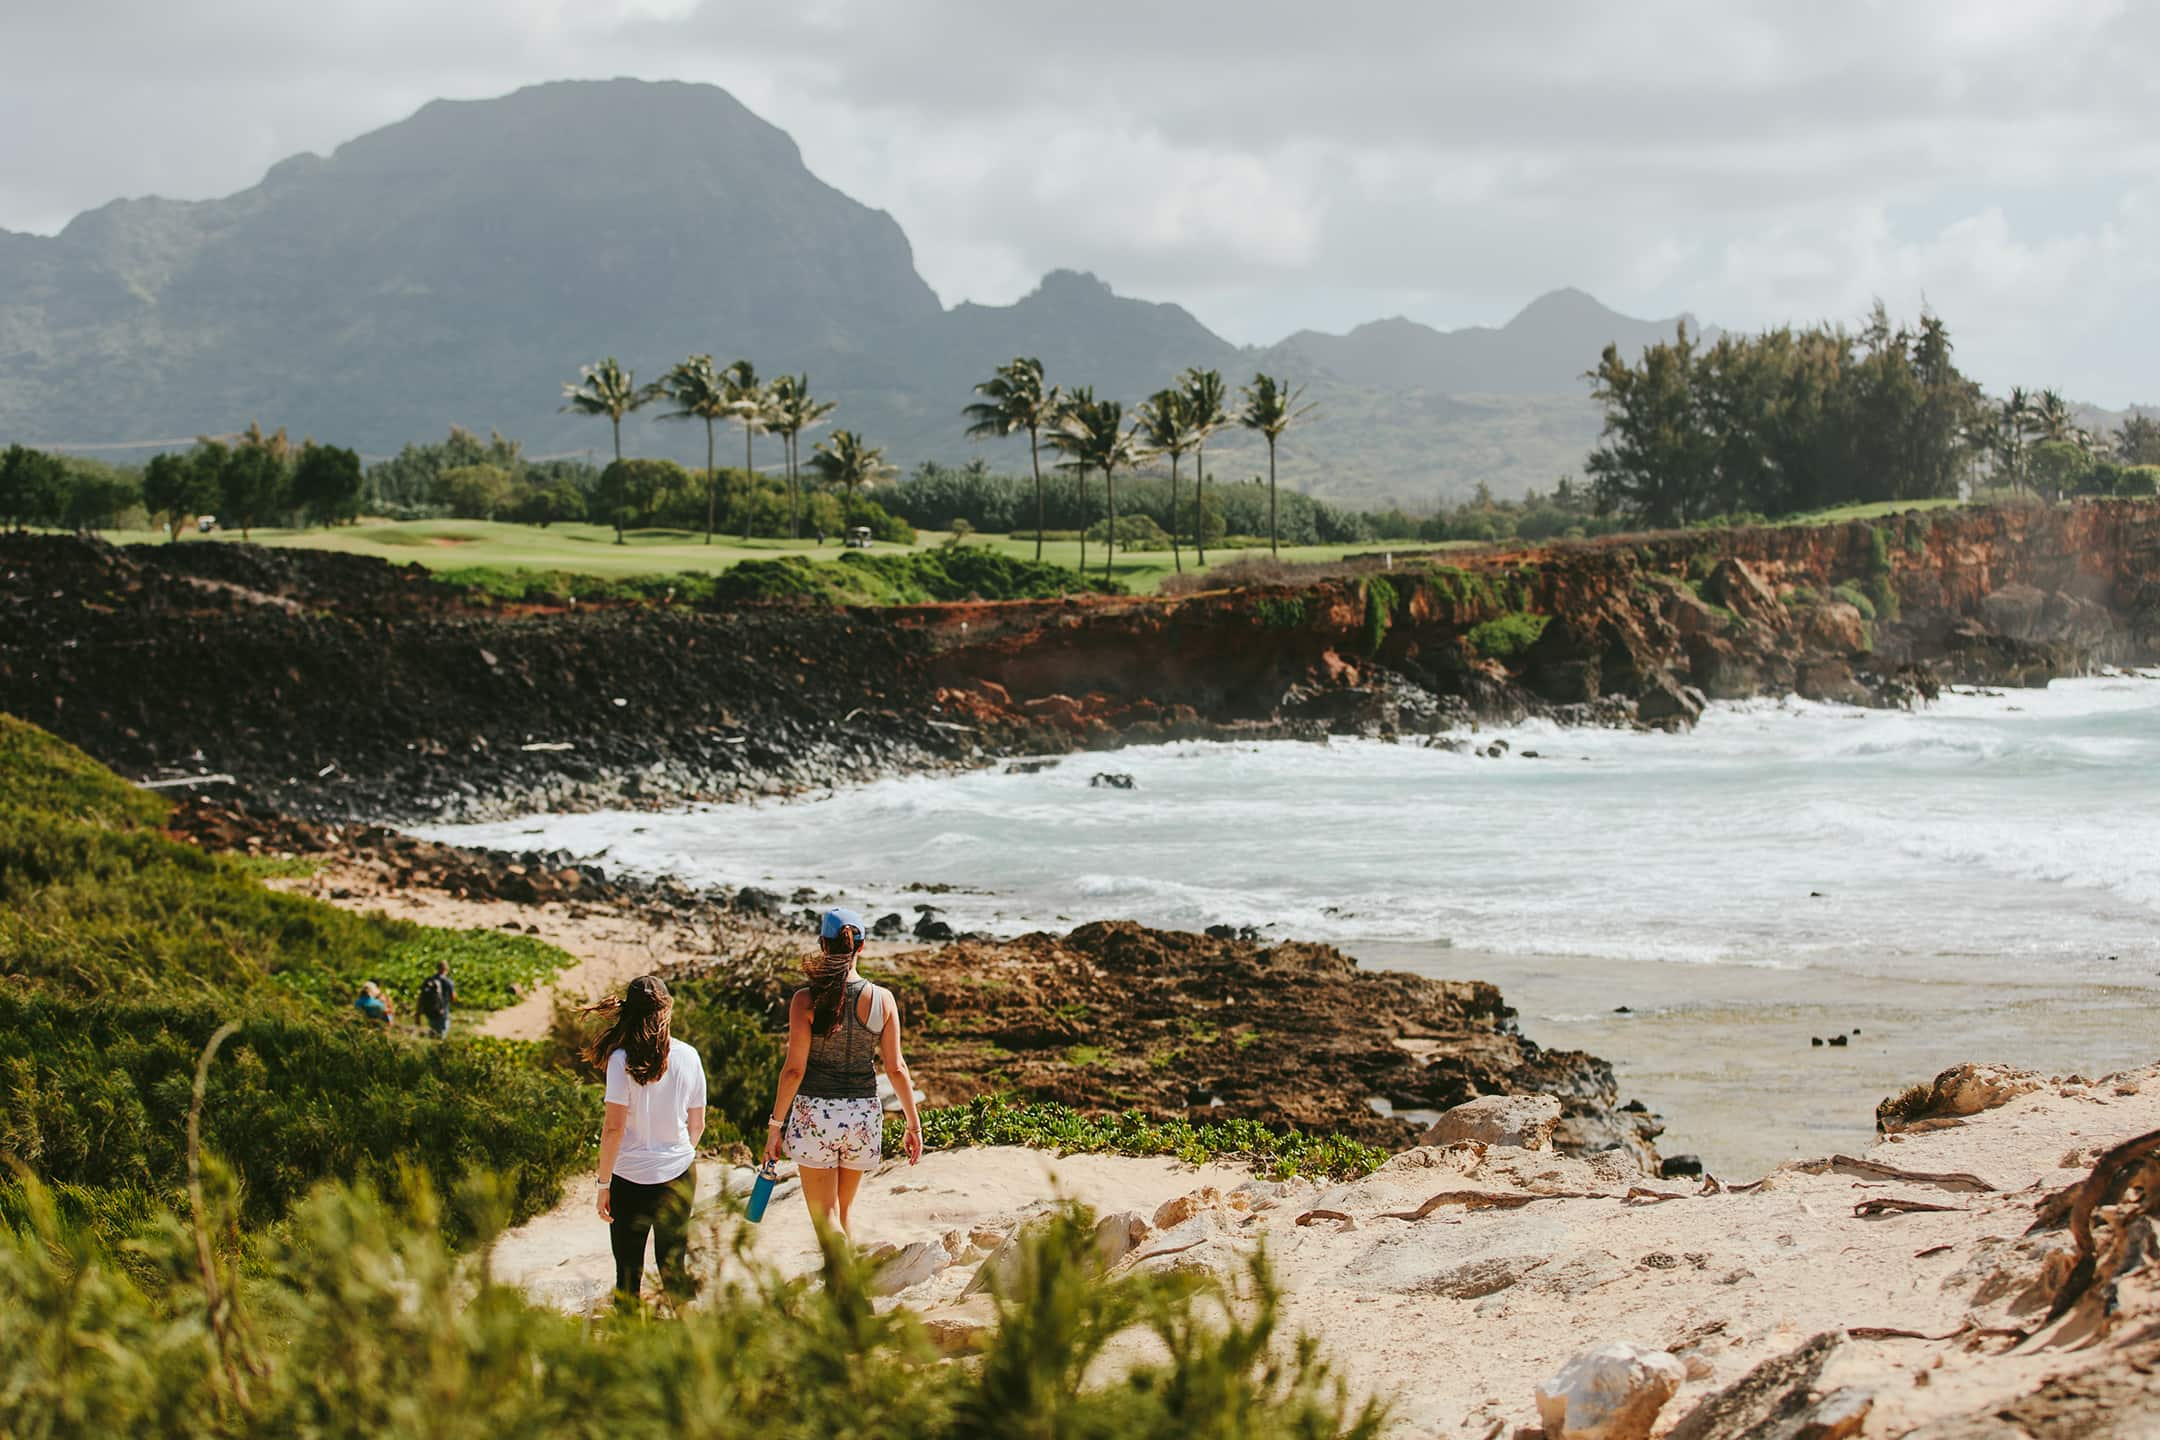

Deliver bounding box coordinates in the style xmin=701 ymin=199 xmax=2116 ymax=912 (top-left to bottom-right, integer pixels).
xmin=806 ymin=925 xmax=863 ymax=1036
xmin=582 ymin=974 xmax=673 ymax=1083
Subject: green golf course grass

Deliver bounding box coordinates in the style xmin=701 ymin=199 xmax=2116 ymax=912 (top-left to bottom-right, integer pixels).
xmin=100 ymin=518 xmax=1461 ymax=595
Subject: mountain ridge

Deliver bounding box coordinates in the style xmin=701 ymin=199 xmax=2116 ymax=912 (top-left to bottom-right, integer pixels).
xmin=0 ymin=78 xmax=1693 ymax=504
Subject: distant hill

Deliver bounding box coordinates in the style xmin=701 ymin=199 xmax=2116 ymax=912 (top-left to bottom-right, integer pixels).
xmin=1269 ymin=288 xmax=1704 ymax=396
xmin=0 ymin=79 xmax=1699 ymax=506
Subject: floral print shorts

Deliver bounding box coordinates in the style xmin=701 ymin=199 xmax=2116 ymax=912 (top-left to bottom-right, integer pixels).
xmin=785 ymin=1095 xmax=883 ymax=1171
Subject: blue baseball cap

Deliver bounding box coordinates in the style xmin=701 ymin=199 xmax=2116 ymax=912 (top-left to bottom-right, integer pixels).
xmin=820 ymin=907 xmax=867 ymax=942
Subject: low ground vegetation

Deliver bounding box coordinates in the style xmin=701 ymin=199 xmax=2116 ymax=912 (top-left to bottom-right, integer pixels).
xmin=0 ymin=716 xmax=592 ymax=1247
xmin=902 ymin=1096 xmax=1387 ymax=1181
xmin=1 ymin=1175 xmax=1386 ymax=1439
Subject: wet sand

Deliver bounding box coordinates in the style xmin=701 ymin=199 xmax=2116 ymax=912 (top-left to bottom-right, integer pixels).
xmin=1361 ymin=939 xmax=2160 ymax=1177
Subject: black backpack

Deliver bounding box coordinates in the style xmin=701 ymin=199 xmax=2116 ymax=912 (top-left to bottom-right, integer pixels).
xmin=419 ymin=974 xmax=450 ymax=1017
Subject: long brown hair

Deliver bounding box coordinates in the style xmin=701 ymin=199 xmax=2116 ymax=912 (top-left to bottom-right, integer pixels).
xmin=807 ymin=927 xmax=862 ymax=1036
xmin=582 ymin=974 xmax=672 ymax=1083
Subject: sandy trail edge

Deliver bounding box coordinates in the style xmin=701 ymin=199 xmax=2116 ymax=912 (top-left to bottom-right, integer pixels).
xmin=493 ymin=1063 xmax=2160 ymax=1438
xmin=271 ymin=864 xmax=735 ymax=1039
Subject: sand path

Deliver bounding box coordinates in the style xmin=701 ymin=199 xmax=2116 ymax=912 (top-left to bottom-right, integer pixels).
xmin=487 ymin=1062 xmax=2160 ymax=1437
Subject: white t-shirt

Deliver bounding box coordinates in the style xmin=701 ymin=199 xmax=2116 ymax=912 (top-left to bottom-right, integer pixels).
xmin=604 ymin=1038 xmax=706 ymax=1185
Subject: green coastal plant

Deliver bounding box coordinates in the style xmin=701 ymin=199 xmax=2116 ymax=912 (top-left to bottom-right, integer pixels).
xmin=1901 ymin=511 xmax=1929 ymax=557
xmin=1362 ymin=576 xmax=1399 ymax=655
xmin=1465 ymin=610 xmax=1550 ymax=661
xmin=900 ymin=1096 xmax=1387 ymax=1181
xmin=0 ymin=716 xmax=589 ymax=1245
xmin=1831 ymin=582 xmax=1877 ymax=621
xmin=1253 ymin=594 xmax=1310 ymax=629
xmin=0 ymin=1174 xmax=1388 ymax=1439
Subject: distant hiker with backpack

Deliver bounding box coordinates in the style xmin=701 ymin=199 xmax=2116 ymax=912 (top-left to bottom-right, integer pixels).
xmin=418 ymin=959 xmax=456 ymax=1039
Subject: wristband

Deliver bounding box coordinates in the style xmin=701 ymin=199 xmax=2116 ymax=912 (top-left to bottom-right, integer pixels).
xmin=596 ymin=1179 xmax=611 ymax=1190
xmin=767 ymin=1117 xmax=785 ymax=1128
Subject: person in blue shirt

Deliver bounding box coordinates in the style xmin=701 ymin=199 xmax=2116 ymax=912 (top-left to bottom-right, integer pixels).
xmin=354 ymin=980 xmax=394 ymax=1026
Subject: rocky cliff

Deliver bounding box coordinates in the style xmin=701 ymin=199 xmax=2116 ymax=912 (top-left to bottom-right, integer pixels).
xmin=2 ymin=501 xmax=2153 ymax=822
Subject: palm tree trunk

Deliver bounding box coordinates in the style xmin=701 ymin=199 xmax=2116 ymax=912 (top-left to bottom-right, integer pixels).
xmin=1268 ymin=439 xmax=1278 ymax=557
xmin=704 ymin=420 xmax=716 ymax=545
xmin=743 ymin=425 xmax=755 ymax=542
xmin=612 ymin=415 xmax=623 ymax=464
xmin=1105 ymin=465 xmax=1117 ymax=582
xmin=1028 ymin=426 xmax=1045 ymax=564
xmin=1169 ymin=452 xmax=1182 ymax=573
xmin=1078 ymin=469 xmax=1089 ymax=575
xmin=1194 ymin=444 xmax=1207 ymax=567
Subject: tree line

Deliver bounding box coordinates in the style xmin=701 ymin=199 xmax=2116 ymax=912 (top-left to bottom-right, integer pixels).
xmin=0 ymin=424 xmax=363 ymax=539
xmin=962 ymin=359 xmax=1314 ymax=579
xmin=559 ymin=357 xmax=889 ymax=545
xmin=1586 ymin=305 xmax=2159 ymax=527
xmin=887 ymin=461 xmax=1626 ymax=551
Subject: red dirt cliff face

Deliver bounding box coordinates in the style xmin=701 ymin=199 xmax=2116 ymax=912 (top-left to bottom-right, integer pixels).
xmin=905 ymin=500 xmax=2160 ymax=747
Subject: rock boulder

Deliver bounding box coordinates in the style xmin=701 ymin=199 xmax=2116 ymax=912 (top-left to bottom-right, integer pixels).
xmin=1534 ymin=1342 xmax=1686 ymax=1440
xmin=1417 ymin=1094 xmax=1564 ymax=1151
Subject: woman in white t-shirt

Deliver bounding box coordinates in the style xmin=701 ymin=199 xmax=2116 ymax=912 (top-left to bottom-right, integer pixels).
xmin=586 ymin=974 xmax=706 ymax=1305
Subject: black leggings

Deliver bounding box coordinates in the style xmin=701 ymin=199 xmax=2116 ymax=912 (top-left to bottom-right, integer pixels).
xmin=609 ymin=1164 xmax=697 ymax=1303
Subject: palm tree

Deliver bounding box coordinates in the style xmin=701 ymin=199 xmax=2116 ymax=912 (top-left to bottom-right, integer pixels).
xmin=1049 ymin=391 xmax=1139 ymax=581
xmin=767 ymin=374 xmax=837 ymax=539
xmin=560 ymin=358 xmax=655 ymax=462
xmin=1180 ymin=368 xmax=1229 ymax=566
xmin=1996 ymin=387 xmax=2034 ymax=494
xmin=1045 ymin=388 xmax=1096 ymax=574
xmin=657 ymin=355 xmax=730 ymax=544
xmin=808 ymin=429 xmax=895 ymax=501
xmin=721 ymin=360 xmax=767 ymax=541
xmin=1134 ymin=386 xmax=1195 ymax=574
xmin=1237 ymin=373 xmax=1313 ymax=556
xmin=963 ymin=358 xmax=1061 ymax=562
xmin=2034 ymin=388 xmax=2082 ymax=448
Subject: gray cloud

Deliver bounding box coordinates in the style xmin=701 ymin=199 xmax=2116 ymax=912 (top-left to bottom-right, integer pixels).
xmin=4 ymin=0 xmax=2154 ymax=402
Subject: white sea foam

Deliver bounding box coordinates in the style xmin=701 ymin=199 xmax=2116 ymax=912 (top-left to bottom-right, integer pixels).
xmin=426 ymin=677 xmax=2160 ymax=987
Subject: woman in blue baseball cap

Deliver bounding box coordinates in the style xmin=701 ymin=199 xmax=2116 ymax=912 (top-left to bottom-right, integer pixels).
xmin=762 ymin=906 xmax=923 ymax=1237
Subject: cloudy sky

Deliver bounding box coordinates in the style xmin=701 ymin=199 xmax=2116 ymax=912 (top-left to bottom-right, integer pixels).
xmin=5 ymin=0 xmax=2154 ymax=404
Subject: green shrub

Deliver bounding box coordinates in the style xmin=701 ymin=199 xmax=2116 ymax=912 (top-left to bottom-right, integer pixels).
xmin=1361 ymin=577 xmax=1399 ymax=655
xmin=2118 ymin=466 xmax=2160 ymax=498
xmin=0 ymin=996 xmax=589 ymax=1240
xmin=902 ymin=1096 xmax=1387 ymax=1182
xmin=1422 ymin=563 xmax=1500 ymax=613
xmin=1252 ymin=594 xmax=1310 ymax=630
xmin=0 ymin=715 xmax=167 ymax=829
xmin=1901 ymin=512 xmax=1928 ymax=557
xmin=1831 ymin=582 xmax=1877 ymax=620
xmin=707 ymin=550 xmax=1120 ymax=607
xmin=1465 ymin=610 xmax=1550 ymax=661
xmin=0 ymin=719 xmax=587 ymax=1241
xmin=0 ymin=1176 xmax=1388 ymax=1439
xmin=1083 ymin=512 xmax=1172 ymax=549
xmin=1866 ymin=524 xmax=1893 ymax=575
xmin=0 ymin=799 xmax=571 ymax=1009
xmin=1865 ymin=574 xmax=1900 ymax=622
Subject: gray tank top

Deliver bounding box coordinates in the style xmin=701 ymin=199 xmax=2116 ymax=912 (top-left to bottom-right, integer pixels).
xmin=799 ymin=978 xmax=883 ymax=1100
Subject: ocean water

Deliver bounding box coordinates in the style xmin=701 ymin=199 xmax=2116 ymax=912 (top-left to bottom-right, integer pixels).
xmin=429 ymin=673 xmax=2160 ymax=1174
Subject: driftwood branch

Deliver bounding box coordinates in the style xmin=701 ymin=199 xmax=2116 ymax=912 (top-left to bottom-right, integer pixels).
xmin=2043 ymin=1125 xmax=2160 ymax=1327
xmin=1853 ymin=1197 xmax=1966 ymax=1218
xmin=1786 ymin=1155 xmax=1998 ymax=1192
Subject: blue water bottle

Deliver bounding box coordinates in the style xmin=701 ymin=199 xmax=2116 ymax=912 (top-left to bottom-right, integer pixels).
xmin=746 ymin=1162 xmax=778 ymax=1223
